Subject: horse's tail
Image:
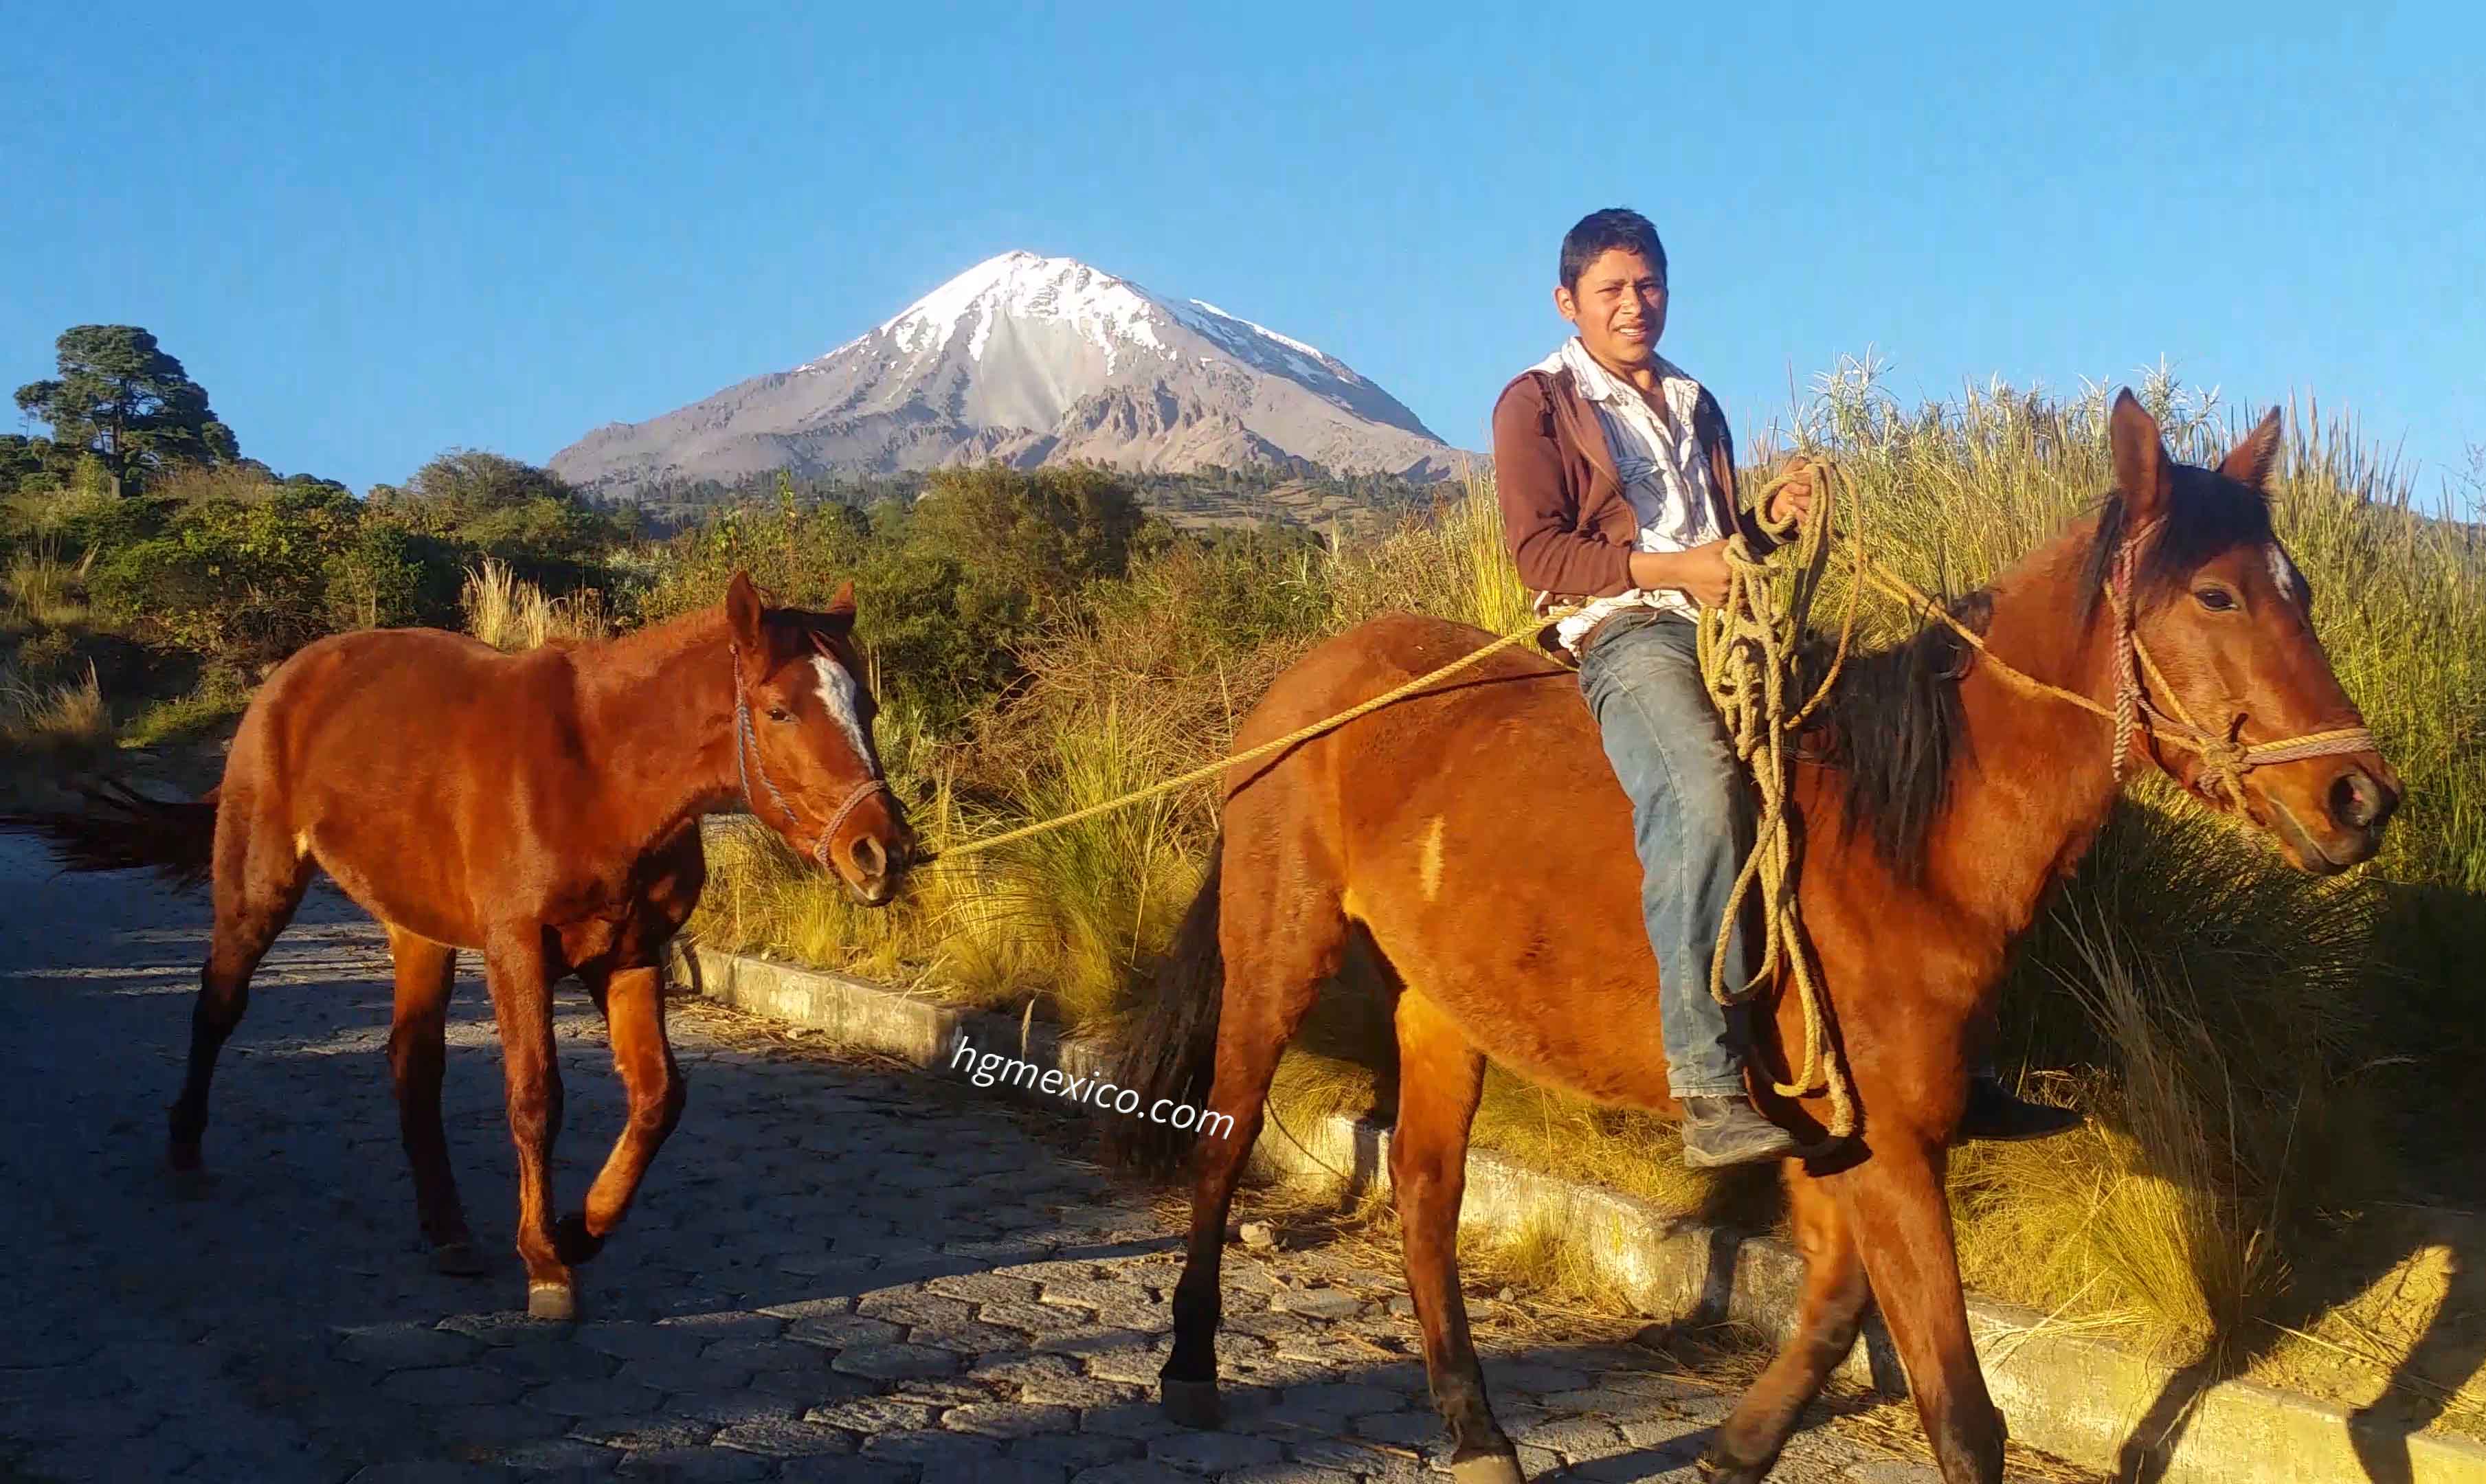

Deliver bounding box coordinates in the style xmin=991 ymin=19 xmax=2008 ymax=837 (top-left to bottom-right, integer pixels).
xmin=0 ymin=780 xmax=220 ymax=890
xmin=1101 ymin=840 xmax=1225 ymax=1179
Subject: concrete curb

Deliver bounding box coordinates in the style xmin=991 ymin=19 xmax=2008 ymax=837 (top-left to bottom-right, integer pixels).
xmin=673 ymin=941 xmax=2486 ymax=1484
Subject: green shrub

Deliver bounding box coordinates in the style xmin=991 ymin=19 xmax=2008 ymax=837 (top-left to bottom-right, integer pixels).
xmin=649 ymin=465 xmax=1153 ymax=739
xmin=87 ymin=483 xmax=355 ymax=660
xmin=322 ymin=522 xmax=429 ymax=631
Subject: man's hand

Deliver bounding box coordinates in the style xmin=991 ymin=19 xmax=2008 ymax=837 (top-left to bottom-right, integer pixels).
xmin=1761 ymin=455 xmax=1824 ymax=528
xmin=1628 ymin=541 xmax=1735 ymax=608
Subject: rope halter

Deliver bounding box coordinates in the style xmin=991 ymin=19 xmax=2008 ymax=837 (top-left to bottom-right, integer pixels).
xmin=2105 ymin=518 xmax=2379 ymax=808
xmin=728 ymin=641 xmax=893 ymax=873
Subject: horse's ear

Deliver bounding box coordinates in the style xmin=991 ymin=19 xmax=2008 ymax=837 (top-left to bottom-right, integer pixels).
xmin=2219 ymin=407 xmax=2284 ymax=491
xmin=726 ymin=570 xmax=766 ymax=656
xmin=2109 ymin=389 xmax=2173 ymax=521
xmin=826 ymin=579 xmax=857 ymax=624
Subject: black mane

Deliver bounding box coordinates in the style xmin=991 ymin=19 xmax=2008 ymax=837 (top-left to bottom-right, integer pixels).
xmin=1793 ymin=592 xmax=1988 ymax=886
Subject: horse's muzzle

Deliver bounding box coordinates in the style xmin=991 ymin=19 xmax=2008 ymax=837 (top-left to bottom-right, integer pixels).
xmin=842 ymin=827 xmax=915 ymax=906
xmin=2265 ymin=756 xmax=2400 ymax=875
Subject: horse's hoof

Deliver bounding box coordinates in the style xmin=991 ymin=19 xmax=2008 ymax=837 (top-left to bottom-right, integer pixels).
xmin=1160 ymin=1376 xmax=1222 ymax=1428
xmin=1696 ymin=1446 xmax=1767 ymax=1484
xmin=167 ymin=1166 xmax=216 ymax=1202
xmin=1450 ymin=1451 xmax=1528 ymax=1484
xmin=431 ymin=1241 xmax=487 ymax=1277
xmin=552 ymin=1213 xmax=606 ymax=1266
xmin=526 ymin=1281 xmax=578 ymax=1323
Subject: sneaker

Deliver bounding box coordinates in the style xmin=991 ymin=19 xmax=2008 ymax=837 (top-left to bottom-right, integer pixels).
xmin=1679 ymin=1097 xmax=1801 ymax=1168
xmin=1956 ymin=1076 xmax=2084 ymax=1143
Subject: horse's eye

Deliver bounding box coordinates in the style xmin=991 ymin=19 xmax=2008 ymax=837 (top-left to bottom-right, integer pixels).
xmin=2195 ymin=587 xmax=2238 ymax=612
xmin=767 ymin=707 xmax=794 ymax=723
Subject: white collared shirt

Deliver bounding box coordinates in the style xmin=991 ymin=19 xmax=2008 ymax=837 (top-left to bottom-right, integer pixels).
xmin=1531 ymin=337 xmax=1725 ymax=649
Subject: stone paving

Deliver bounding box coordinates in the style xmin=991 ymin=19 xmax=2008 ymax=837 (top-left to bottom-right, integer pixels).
xmin=0 ymin=833 xmax=1958 ymax=1483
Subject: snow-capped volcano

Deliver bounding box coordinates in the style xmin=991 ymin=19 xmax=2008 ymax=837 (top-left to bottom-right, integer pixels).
xmin=549 ymin=252 xmax=1465 ymax=495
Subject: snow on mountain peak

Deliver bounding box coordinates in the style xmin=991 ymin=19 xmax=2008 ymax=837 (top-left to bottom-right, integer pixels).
xmin=552 ymin=247 xmax=1459 ymax=494
xmin=871 ymin=251 xmax=1176 ymax=371
xmin=1172 ymin=300 xmax=1353 ymax=387
xmin=851 ymin=251 xmax=1356 ymax=388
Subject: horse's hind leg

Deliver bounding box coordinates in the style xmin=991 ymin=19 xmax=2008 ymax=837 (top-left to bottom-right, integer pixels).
xmin=168 ymin=794 xmax=309 ymax=1174
xmin=553 ymin=963 xmax=685 ymax=1267
xmin=1161 ymin=875 xmax=1345 ymax=1426
xmin=1703 ymin=1166 xmax=1870 ymax=1481
xmin=385 ymin=925 xmax=482 ymax=1276
xmin=1390 ymin=990 xmax=1519 ymax=1483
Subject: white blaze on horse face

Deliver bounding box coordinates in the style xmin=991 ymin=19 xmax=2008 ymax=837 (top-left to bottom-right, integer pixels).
xmin=2265 ymin=543 xmax=2305 ymax=610
xmin=809 ymin=655 xmax=880 ymax=778
xmin=1420 ymin=816 xmax=1446 ymax=903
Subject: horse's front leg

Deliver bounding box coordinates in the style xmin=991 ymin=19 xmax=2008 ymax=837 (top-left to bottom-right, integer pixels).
xmin=557 ymin=962 xmax=686 ymax=1266
xmin=1839 ymin=1138 xmax=2004 ymax=1484
xmin=483 ymin=931 xmax=572 ymax=1319
xmin=1703 ymin=1164 xmax=1870 ymax=1481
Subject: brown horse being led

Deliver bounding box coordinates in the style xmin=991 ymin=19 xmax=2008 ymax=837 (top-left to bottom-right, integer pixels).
xmin=1109 ymin=393 xmax=2399 ymax=1483
xmin=7 ymin=572 xmax=911 ymax=1320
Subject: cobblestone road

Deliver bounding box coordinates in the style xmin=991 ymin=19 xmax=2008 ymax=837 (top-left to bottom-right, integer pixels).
xmin=0 ymin=834 xmax=1962 ymax=1484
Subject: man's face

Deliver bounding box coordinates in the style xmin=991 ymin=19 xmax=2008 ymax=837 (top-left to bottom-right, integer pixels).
xmin=1554 ymin=248 xmax=1668 ymax=370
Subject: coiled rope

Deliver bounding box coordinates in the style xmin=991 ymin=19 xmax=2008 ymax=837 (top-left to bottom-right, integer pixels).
xmin=1695 ymin=456 xmax=1863 ymax=1149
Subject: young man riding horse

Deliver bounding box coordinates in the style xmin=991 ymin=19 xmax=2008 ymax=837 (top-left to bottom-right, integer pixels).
xmin=1122 ymin=210 xmax=2397 ymax=1483
xmin=1491 ymin=207 xmax=2081 ymax=1166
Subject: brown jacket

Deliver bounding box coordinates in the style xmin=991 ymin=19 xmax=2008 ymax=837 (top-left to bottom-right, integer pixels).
xmin=1491 ymin=363 xmax=1771 ymax=600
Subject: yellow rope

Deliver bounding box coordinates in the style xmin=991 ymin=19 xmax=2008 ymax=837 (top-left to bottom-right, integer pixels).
xmin=1696 ymin=455 xmax=1861 ymax=1146
xmin=924 ymin=619 xmax=1557 ymax=866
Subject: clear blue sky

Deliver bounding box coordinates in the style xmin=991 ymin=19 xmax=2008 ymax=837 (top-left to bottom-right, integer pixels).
xmin=4 ymin=2 xmax=2478 ymax=505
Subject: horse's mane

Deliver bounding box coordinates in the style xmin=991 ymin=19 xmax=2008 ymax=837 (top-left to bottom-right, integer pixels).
xmin=1798 ymin=477 xmax=2277 ymax=883
xmin=1793 ymin=595 xmax=1986 ymax=886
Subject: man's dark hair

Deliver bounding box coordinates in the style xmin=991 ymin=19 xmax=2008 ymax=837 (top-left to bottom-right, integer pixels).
xmin=1559 ymin=208 xmax=1668 ymax=291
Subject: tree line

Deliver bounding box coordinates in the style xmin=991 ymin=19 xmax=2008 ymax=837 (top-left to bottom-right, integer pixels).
xmin=3 ymin=324 xmax=1352 ymax=747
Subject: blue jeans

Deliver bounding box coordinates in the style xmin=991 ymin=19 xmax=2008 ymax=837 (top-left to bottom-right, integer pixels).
xmin=1575 ymin=610 xmax=1755 ymax=1100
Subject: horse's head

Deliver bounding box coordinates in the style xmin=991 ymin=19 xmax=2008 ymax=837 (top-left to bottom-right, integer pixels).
xmin=724 ymin=570 xmax=916 ymax=904
xmin=2104 ymin=390 xmax=2401 ymax=873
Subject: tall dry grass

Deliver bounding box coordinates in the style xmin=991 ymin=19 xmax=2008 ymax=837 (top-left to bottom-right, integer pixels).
xmin=460 ymin=558 xmax=613 ymax=651
xmin=1956 ymin=904 xmax=2287 ymax=1354
xmin=0 ymin=660 xmax=112 ymax=786
xmin=1328 ymin=464 xmax=1537 ymax=635
xmin=3 ymin=484 xmax=117 ymax=542
xmin=691 ymin=371 xmax=2485 ymax=1414
xmin=3 ymin=542 xmax=93 ymax=628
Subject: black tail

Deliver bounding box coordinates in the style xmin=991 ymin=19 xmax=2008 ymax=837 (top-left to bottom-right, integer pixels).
xmin=0 ymin=780 xmax=219 ymax=890
xmin=1101 ymin=840 xmax=1225 ymax=1178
